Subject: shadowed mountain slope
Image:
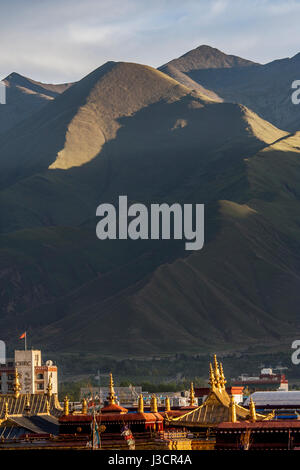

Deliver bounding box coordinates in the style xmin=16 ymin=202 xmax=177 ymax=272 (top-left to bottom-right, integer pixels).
xmin=0 ymin=72 xmax=73 ymax=135
xmin=0 ymin=61 xmax=300 ymax=357
xmin=160 ymin=45 xmax=300 ymax=132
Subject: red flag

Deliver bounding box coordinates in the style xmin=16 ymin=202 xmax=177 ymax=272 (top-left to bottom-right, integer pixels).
xmin=19 ymin=332 xmax=26 ymax=339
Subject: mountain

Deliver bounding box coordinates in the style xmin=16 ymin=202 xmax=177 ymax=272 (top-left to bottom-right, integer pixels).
xmin=160 ymin=45 xmax=300 ymax=132
xmin=159 ymin=45 xmax=257 ymax=72
xmin=158 ymin=64 xmax=222 ymax=101
xmin=1 ymin=60 xmax=300 ymax=359
xmin=0 ymin=72 xmax=73 ymax=135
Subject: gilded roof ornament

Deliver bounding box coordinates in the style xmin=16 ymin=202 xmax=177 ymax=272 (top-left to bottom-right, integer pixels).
xmin=108 ymin=372 xmax=116 ymax=405
xmin=13 ymin=368 xmax=22 ymax=398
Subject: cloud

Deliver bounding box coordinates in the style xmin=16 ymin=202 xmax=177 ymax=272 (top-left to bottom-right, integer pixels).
xmin=0 ymin=0 xmax=299 ymax=83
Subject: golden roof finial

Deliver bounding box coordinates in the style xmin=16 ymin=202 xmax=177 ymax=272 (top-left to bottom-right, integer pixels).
xmin=64 ymin=396 xmax=69 ymax=416
xmin=138 ymin=394 xmax=144 ymax=413
xmin=219 ymin=362 xmax=227 ymax=390
xmin=107 ymin=372 xmax=116 ymax=405
xmin=151 ymin=395 xmax=158 ymax=413
xmin=13 ymin=368 xmax=21 ymax=398
xmin=47 ymin=374 xmax=53 ymax=397
xmin=229 ymin=395 xmax=237 ymax=423
xmin=213 ymin=354 xmax=220 ymax=381
xmin=165 ymin=396 xmax=171 ymax=412
xmin=189 ymin=382 xmax=195 ymax=406
xmin=209 ymin=363 xmax=216 ymax=390
xmin=249 ymin=397 xmax=256 ymax=422
xmin=82 ymin=398 xmax=87 ymax=415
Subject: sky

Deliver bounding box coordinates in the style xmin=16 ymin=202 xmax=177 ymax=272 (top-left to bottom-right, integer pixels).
xmin=1 ymin=0 xmax=300 ymax=83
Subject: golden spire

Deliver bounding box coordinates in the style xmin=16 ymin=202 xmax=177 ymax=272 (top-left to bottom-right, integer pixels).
xmin=213 ymin=354 xmax=221 ymax=387
xmin=189 ymin=382 xmax=195 ymax=406
xmin=138 ymin=394 xmax=144 ymax=413
xmin=229 ymin=395 xmax=237 ymax=423
xmin=13 ymin=368 xmax=21 ymax=398
xmin=47 ymin=374 xmax=53 ymax=397
xmin=107 ymin=372 xmax=116 ymax=405
xmin=209 ymin=363 xmax=216 ymax=390
xmin=165 ymin=396 xmax=171 ymax=412
xmin=249 ymin=397 xmax=256 ymax=422
xmin=151 ymin=395 xmax=158 ymax=413
xmin=219 ymin=362 xmax=227 ymax=390
xmin=82 ymin=398 xmax=87 ymax=415
xmin=64 ymin=396 xmax=69 ymax=416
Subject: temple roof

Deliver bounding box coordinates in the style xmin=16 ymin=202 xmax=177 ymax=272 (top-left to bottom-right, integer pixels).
xmin=167 ymin=355 xmax=273 ymax=428
xmin=0 ymin=394 xmax=62 ymax=420
xmin=59 ymin=411 xmax=163 ymax=424
xmin=0 ymin=415 xmax=59 ymax=436
xmin=98 ymin=372 xmax=129 ymax=414
xmin=100 ymin=403 xmax=128 ymax=414
xmin=218 ymin=421 xmax=300 ymax=430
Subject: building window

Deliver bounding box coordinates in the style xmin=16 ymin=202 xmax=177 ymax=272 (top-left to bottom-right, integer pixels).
xmin=36 ymin=383 xmax=44 ymax=390
xmin=37 ymin=373 xmax=44 ymax=380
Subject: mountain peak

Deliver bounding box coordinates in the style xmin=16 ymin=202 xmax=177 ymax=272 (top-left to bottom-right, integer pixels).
xmin=160 ymin=45 xmax=258 ymax=73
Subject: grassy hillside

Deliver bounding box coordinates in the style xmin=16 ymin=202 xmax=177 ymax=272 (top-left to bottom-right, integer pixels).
xmin=0 ymin=72 xmax=72 ymax=135
xmin=0 ymin=61 xmax=300 ymax=360
xmin=160 ymin=45 xmax=300 ymax=132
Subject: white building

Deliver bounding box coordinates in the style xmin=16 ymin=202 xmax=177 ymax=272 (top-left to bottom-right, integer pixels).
xmin=244 ymin=391 xmax=300 ymax=408
xmin=0 ymin=349 xmax=58 ymax=395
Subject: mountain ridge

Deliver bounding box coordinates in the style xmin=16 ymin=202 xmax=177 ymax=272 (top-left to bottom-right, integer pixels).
xmin=1 ymin=56 xmax=300 ymax=358
xmin=160 ymin=45 xmax=300 ymax=132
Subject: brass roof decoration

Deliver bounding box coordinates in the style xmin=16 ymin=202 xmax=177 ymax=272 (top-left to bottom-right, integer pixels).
xmin=81 ymin=398 xmax=87 ymax=415
xmin=229 ymin=395 xmax=237 ymax=423
xmin=46 ymin=374 xmax=53 ymax=397
xmin=165 ymin=397 xmax=171 ymax=412
xmin=12 ymin=368 xmax=22 ymax=398
xmin=0 ymin=394 xmax=62 ymax=420
xmin=219 ymin=362 xmax=227 ymax=390
xmin=138 ymin=394 xmax=144 ymax=414
xmin=209 ymin=363 xmax=216 ymax=391
xmin=213 ymin=354 xmax=221 ymax=385
xmin=249 ymin=397 xmax=257 ymax=423
xmin=63 ymin=396 xmax=69 ymax=416
xmin=108 ymin=373 xmax=116 ymax=405
xmin=189 ymin=382 xmax=196 ymax=407
xmin=150 ymin=395 xmax=158 ymax=413
xmin=167 ymin=355 xmax=274 ymax=428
